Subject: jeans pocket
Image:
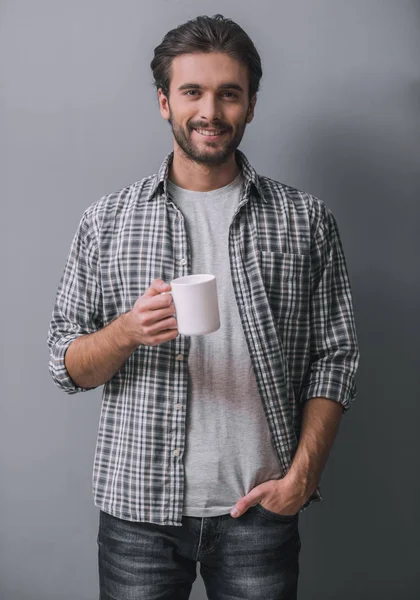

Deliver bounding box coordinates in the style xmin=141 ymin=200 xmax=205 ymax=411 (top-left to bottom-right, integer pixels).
xmin=255 ymin=503 xmax=299 ymax=523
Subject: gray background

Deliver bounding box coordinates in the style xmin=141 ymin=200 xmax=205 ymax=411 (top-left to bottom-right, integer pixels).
xmin=1 ymin=1 xmax=419 ymax=598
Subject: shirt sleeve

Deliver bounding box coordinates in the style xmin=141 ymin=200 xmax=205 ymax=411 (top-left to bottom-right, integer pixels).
xmin=47 ymin=208 xmax=104 ymax=394
xmin=300 ymin=202 xmax=360 ymax=412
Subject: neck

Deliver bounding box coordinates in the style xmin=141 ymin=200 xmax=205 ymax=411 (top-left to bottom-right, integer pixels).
xmin=168 ymin=144 xmax=240 ymax=192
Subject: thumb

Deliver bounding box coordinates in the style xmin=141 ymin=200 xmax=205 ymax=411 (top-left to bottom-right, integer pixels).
xmin=230 ymin=492 xmax=262 ymax=518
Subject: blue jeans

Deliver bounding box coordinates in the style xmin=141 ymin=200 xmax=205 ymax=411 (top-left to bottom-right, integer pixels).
xmin=97 ymin=505 xmax=301 ymax=599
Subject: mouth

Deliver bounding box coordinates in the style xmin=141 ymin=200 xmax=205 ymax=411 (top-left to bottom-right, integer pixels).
xmin=192 ymin=127 xmax=228 ymax=139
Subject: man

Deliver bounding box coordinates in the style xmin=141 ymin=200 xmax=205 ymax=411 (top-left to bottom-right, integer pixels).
xmin=47 ymin=14 xmax=359 ymax=600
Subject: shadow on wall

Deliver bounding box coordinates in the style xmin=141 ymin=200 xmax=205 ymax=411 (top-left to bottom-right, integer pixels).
xmin=293 ymin=72 xmax=419 ymax=408
xmin=288 ymin=73 xmax=419 ymax=267
xmin=295 ymin=73 xmax=419 ymax=597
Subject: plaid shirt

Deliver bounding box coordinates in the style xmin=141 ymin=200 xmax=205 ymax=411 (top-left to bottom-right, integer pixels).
xmin=47 ymin=150 xmax=360 ymax=526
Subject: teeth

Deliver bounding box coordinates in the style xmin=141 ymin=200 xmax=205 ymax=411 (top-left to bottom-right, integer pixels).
xmin=195 ymin=128 xmax=223 ymax=136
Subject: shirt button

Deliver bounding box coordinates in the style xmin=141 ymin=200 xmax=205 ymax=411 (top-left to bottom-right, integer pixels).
xmin=179 ymin=258 xmax=187 ymax=265
xmin=176 ymin=354 xmax=184 ymax=361
xmin=175 ymin=403 xmax=182 ymax=410
xmin=173 ymin=449 xmax=180 ymax=456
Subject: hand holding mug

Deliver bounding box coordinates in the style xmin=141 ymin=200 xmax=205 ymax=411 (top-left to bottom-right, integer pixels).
xmin=125 ymin=279 xmax=178 ymax=347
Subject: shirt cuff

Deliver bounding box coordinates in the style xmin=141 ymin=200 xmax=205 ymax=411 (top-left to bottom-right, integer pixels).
xmin=299 ymin=485 xmax=323 ymax=513
xmin=49 ymin=335 xmax=96 ymax=394
xmin=300 ymin=376 xmax=357 ymax=413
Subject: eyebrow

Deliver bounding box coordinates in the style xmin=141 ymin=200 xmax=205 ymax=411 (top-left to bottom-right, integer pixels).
xmin=177 ymin=83 xmax=245 ymax=93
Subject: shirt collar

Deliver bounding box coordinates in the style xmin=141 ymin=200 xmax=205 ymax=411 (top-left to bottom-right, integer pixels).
xmin=146 ymin=149 xmax=265 ymax=202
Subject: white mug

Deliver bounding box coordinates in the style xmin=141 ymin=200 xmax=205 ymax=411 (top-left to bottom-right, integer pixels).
xmin=162 ymin=274 xmax=220 ymax=336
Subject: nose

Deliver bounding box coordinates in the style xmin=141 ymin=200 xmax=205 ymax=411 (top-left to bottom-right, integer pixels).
xmin=199 ymin=94 xmax=222 ymax=123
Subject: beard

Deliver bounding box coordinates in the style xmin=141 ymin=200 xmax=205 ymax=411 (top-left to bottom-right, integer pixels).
xmin=168 ymin=105 xmax=248 ymax=167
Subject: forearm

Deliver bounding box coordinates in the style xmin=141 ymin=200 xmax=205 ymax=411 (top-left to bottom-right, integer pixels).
xmin=287 ymin=397 xmax=344 ymax=497
xmin=64 ymin=312 xmax=138 ymax=389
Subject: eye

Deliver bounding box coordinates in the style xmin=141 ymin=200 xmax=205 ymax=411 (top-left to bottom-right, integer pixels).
xmin=182 ymin=90 xmax=238 ymax=99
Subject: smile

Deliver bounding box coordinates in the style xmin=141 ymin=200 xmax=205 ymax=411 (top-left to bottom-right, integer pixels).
xmin=193 ymin=128 xmax=227 ymax=137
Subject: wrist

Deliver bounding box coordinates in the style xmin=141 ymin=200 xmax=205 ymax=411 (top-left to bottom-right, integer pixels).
xmin=286 ymin=463 xmax=318 ymax=499
xmin=115 ymin=311 xmax=139 ymax=351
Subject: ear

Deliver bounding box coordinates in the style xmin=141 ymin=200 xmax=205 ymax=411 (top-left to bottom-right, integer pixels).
xmin=158 ymin=88 xmax=170 ymax=121
xmin=245 ymin=93 xmax=257 ymax=124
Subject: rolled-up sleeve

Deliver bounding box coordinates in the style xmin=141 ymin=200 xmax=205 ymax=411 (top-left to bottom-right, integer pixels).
xmin=47 ymin=207 xmax=103 ymax=394
xmin=300 ymin=203 xmax=360 ymax=412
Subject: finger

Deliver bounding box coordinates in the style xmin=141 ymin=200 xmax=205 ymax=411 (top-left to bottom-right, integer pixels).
xmin=231 ymin=493 xmax=263 ymax=518
xmin=147 ymin=315 xmax=178 ymax=335
xmin=145 ymin=291 xmax=175 ymax=312
xmin=152 ymin=326 xmax=179 ymax=345
xmin=143 ymin=278 xmax=171 ymax=298
xmin=145 ymin=305 xmax=177 ymax=324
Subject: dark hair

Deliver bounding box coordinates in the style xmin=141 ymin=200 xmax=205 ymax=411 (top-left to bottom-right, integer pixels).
xmin=150 ymin=14 xmax=262 ymax=101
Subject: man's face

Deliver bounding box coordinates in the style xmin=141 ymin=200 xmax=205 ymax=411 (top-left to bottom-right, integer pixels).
xmin=158 ymin=52 xmax=256 ymax=166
